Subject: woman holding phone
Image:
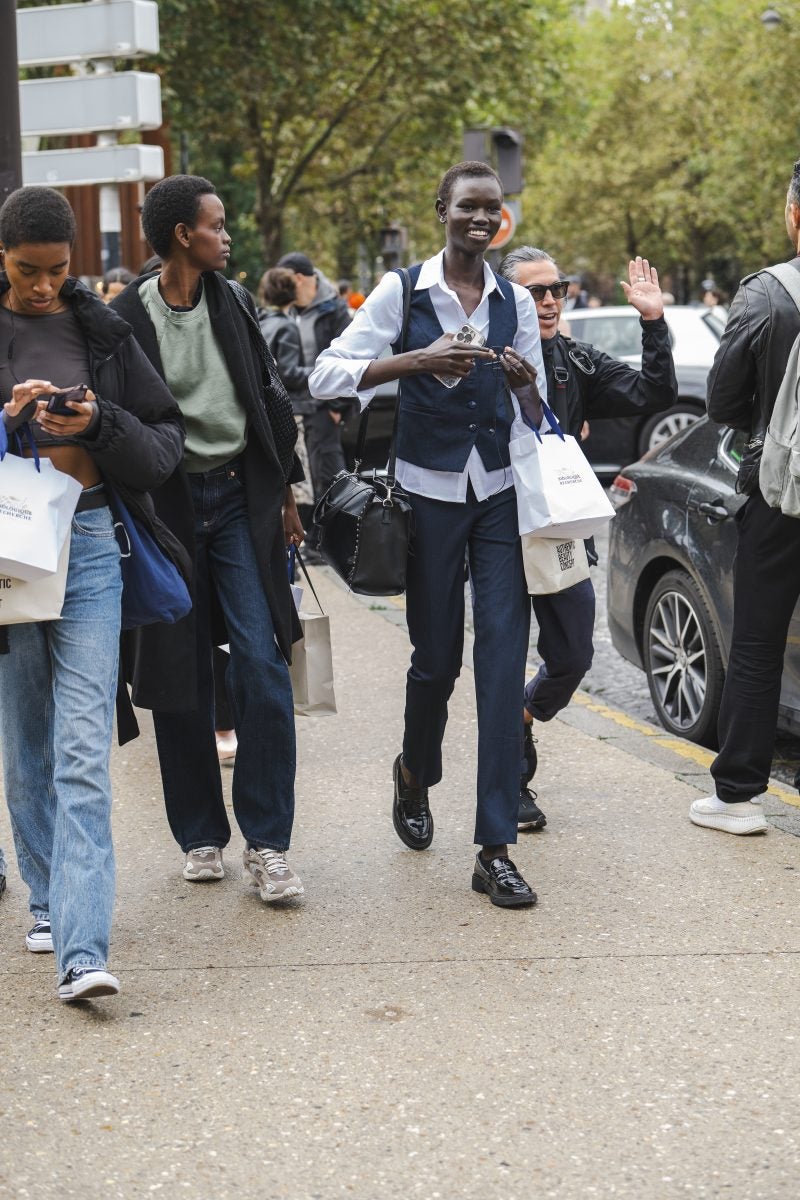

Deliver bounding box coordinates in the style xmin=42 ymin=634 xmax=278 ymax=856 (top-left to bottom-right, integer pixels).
xmin=311 ymin=161 xmax=545 ymax=908
xmin=0 ymin=186 xmax=184 ymax=1002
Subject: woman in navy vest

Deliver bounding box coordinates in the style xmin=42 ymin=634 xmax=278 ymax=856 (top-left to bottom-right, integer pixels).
xmin=310 ymin=161 xmax=545 ymax=908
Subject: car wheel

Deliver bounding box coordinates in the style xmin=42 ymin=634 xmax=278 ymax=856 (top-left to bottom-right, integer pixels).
xmin=638 ymin=404 xmax=703 ymax=456
xmin=642 ymin=569 xmax=724 ymax=748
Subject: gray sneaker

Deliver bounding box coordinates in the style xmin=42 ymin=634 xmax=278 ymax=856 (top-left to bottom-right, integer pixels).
xmin=183 ymin=846 xmax=225 ymax=881
xmin=243 ymin=847 xmax=304 ymax=902
xmin=26 ymin=920 xmax=54 ymax=953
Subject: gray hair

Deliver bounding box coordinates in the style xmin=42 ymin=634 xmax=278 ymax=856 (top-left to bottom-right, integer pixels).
xmin=498 ymin=245 xmax=559 ymax=283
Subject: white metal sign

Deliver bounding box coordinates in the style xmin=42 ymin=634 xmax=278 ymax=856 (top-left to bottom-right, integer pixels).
xmin=17 ymin=1 xmax=159 ymax=68
xmin=20 ymin=72 xmax=162 ymax=138
xmin=22 ymin=144 xmax=164 ymax=187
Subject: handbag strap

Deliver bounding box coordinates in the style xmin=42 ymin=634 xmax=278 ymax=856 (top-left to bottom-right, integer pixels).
xmin=0 ymin=420 xmax=41 ymax=469
xmin=293 ymin=545 xmax=325 ymax=614
xmin=352 ymin=267 xmax=411 ymax=485
xmin=523 ymin=397 xmax=566 ymax=443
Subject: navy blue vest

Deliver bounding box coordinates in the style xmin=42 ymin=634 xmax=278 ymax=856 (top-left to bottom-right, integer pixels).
xmin=394 ymin=264 xmax=519 ymax=473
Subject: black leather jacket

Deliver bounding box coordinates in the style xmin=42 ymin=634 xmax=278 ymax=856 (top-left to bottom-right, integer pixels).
xmin=707 ymin=257 xmax=800 ymax=492
xmin=544 ymin=315 xmax=677 ymax=439
xmin=259 ymin=308 xmax=314 ymax=415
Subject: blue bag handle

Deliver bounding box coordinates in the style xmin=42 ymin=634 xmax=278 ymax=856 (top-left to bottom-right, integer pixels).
xmin=0 ymin=419 xmax=41 ymax=470
xmin=521 ymin=397 xmax=566 ymax=443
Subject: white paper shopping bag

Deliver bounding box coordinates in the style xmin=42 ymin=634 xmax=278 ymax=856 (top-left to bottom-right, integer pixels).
xmin=0 ymin=532 xmax=70 ymax=625
xmin=521 ymin=534 xmax=590 ymax=595
xmin=0 ymin=451 xmax=82 ymax=581
xmin=509 ymin=406 xmax=615 ymax=540
xmin=289 ymin=612 xmax=337 ymax=717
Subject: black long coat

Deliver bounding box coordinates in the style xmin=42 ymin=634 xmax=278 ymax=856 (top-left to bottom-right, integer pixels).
xmin=111 ymin=271 xmax=302 ymax=742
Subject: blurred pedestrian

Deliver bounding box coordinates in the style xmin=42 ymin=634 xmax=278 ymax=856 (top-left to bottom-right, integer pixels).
xmin=311 ymin=161 xmax=545 ymax=908
xmin=690 ymin=162 xmax=800 ymax=835
xmin=563 ymin=275 xmax=588 ymax=311
xmin=277 ymin=251 xmax=353 ymax=504
xmin=0 ymin=186 xmax=184 ymax=1000
xmin=100 ymin=266 xmax=135 ymax=303
xmin=499 ymin=246 xmax=677 ymax=831
xmin=112 ymin=175 xmax=306 ymax=899
xmin=258 ymin=266 xmax=313 ymax=408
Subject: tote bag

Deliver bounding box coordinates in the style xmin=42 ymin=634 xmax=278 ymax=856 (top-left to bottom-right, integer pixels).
xmin=521 ymin=534 xmax=590 ymax=596
xmin=0 ymin=532 xmax=70 ymax=625
xmin=510 ymin=401 xmax=615 ymax=541
xmin=0 ymin=425 xmax=81 ymax=581
xmin=111 ymin=494 xmax=192 ymax=631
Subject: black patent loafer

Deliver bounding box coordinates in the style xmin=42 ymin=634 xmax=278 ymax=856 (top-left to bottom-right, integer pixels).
xmin=471 ymin=855 xmax=537 ymax=908
xmin=518 ymin=785 xmax=547 ymax=832
xmin=522 ymin=723 xmax=538 ymax=785
xmin=392 ymin=755 xmax=433 ymax=850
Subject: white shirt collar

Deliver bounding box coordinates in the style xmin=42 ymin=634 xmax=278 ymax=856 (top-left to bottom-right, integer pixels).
xmin=416 ymin=249 xmax=503 ymax=303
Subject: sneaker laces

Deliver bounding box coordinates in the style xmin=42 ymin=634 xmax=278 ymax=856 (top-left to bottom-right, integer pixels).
xmin=520 ymin=785 xmax=538 ymax=802
xmin=255 ymin=849 xmax=289 ymax=877
xmin=191 ymin=847 xmax=218 ymax=858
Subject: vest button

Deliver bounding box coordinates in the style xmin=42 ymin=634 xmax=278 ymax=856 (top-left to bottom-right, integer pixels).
xmin=468 ymin=423 xmax=477 ymax=431
xmin=467 ymin=400 xmax=477 ymax=409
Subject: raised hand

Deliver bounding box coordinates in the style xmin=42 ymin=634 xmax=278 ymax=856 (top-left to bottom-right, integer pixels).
xmin=620 ymin=256 xmax=664 ymax=321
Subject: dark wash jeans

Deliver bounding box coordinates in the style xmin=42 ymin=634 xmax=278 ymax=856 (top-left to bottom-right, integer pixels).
xmin=525 ymin=579 xmax=596 ymax=722
xmin=712 ymin=489 xmax=800 ymax=803
xmin=153 ymin=460 xmax=296 ymax=853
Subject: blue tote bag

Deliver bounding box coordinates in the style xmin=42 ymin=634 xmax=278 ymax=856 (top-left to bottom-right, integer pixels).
xmin=112 ymin=495 xmax=191 ymax=631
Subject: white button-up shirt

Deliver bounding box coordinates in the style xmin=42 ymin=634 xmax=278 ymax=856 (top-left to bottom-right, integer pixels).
xmin=309 ymin=250 xmax=545 ymax=502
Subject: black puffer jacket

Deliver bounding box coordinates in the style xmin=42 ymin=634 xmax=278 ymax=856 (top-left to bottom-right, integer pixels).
xmin=707 ymin=257 xmax=800 ymax=492
xmin=543 ymin=315 xmax=678 ymax=439
xmin=0 ymin=273 xmax=187 ymax=665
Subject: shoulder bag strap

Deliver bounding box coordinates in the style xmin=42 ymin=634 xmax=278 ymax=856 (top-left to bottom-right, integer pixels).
xmin=353 ymin=267 xmax=411 ymax=486
xmin=293 ymin=545 xmax=325 ymax=613
xmin=761 ymin=263 xmax=800 ymax=314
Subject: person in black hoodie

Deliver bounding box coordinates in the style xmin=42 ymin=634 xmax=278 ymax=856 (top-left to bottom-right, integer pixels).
xmin=113 ymin=175 xmax=306 ymax=901
xmin=0 ymin=186 xmax=185 ymax=1002
xmin=499 ymin=246 xmax=677 ymax=833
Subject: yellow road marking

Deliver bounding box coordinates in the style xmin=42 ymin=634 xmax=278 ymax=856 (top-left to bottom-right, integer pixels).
xmin=570 ymin=692 xmax=800 ymax=809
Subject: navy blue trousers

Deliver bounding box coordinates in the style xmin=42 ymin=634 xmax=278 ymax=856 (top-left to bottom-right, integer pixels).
xmin=403 ymin=485 xmax=530 ymax=846
xmin=524 ymin=579 xmax=595 ymax=722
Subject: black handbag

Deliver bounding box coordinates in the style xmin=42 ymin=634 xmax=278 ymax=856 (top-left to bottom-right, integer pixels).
xmin=310 ymin=269 xmax=413 ymax=596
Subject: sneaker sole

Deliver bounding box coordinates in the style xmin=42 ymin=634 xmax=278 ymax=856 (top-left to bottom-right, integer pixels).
xmin=689 ymin=809 xmax=768 ymax=835
xmin=26 ymin=937 xmax=54 ymax=953
xmin=518 ymin=817 xmax=547 ymax=832
xmin=244 ymin=870 xmax=304 ymax=902
xmin=182 ymin=868 xmax=225 ymax=881
xmin=471 ymin=875 xmax=538 ymax=908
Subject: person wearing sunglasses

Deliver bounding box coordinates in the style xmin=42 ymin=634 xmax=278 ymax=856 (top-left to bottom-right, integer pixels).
xmin=499 ymin=247 xmax=677 ymax=832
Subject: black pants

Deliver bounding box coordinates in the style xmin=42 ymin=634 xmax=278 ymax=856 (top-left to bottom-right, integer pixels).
xmin=711 ymin=489 xmax=800 ymax=802
xmin=303 ymin=406 xmax=347 ymax=504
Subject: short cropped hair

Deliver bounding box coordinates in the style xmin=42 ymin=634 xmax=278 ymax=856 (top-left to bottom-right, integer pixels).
xmin=437 ymin=161 xmax=502 ymax=205
xmin=499 ymin=246 xmax=559 ymax=283
xmin=790 ymin=159 xmax=800 ymax=209
xmin=141 ymin=175 xmax=216 ymax=259
xmin=101 ymin=266 xmax=135 ymax=293
xmin=259 ymin=267 xmax=297 ymax=308
xmin=0 ymin=186 xmax=76 ymax=248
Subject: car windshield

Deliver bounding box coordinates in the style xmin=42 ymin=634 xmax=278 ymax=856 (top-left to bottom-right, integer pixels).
xmin=702 ymin=312 xmax=726 ymax=340
xmin=568 ymin=314 xmax=643 ymax=358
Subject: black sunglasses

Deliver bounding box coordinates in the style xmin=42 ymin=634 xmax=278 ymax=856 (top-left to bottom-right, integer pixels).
xmin=525 ymin=281 xmax=569 ymax=301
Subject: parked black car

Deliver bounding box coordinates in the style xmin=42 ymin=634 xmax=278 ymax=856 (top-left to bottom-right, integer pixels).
xmin=607 ymin=416 xmax=800 ymax=748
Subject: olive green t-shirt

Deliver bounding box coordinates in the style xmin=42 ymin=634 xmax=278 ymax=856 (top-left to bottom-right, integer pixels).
xmin=139 ymin=276 xmax=247 ymax=473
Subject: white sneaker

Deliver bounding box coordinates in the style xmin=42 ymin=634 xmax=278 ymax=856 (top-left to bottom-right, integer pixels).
xmin=183 ymin=846 xmax=225 ymax=881
xmin=243 ymin=847 xmax=304 ymax=902
xmin=689 ymin=794 xmax=768 ymax=835
xmin=58 ymin=967 xmax=120 ymax=1002
xmin=26 ymin=920 xmax=54 ymax=953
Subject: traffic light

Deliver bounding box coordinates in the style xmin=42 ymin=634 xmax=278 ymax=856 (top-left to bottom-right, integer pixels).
xmin=462 ymin=127 xmax=523 ymax=195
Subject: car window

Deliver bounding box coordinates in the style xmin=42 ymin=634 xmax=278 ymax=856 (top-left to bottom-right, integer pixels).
xmin=720 ymin=428 xmax=747 ymax=469
xmin=702 ymin=312 xmax=725 ymax=340
xmin=568 ymin=314 xmax=644 ymax=358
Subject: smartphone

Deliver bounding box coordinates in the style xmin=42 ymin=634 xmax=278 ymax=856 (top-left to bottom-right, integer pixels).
xmin=434 ymin=324 xmax=486 ymax=389
xmin=46 ymin=383 xmax=88 ymax=417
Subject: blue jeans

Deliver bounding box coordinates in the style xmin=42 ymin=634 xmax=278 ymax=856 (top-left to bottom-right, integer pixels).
xmin=0 ymin=505 xmax=121 ymax=982
xmin=152 ymin=460 xmax=296 ymax=853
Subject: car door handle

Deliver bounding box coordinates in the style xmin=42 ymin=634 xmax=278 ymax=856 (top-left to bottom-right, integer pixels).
xmin=688 ymin=499 xmax=729 ymax=522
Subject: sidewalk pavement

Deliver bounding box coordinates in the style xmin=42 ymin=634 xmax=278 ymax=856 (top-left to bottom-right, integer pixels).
xmin=1 ymin=568 xmax=800 ymax=1200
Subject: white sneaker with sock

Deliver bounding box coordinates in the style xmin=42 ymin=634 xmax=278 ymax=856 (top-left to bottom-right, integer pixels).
xmin=689 ymin=794 xmax=768 ymax=835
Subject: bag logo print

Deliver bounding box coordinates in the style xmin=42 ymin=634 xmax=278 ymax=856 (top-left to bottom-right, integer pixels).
xmin=556 ymin=541 xmax=575 ymax=572
xmin=0 ymin=493 xmax=33 ymax=522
